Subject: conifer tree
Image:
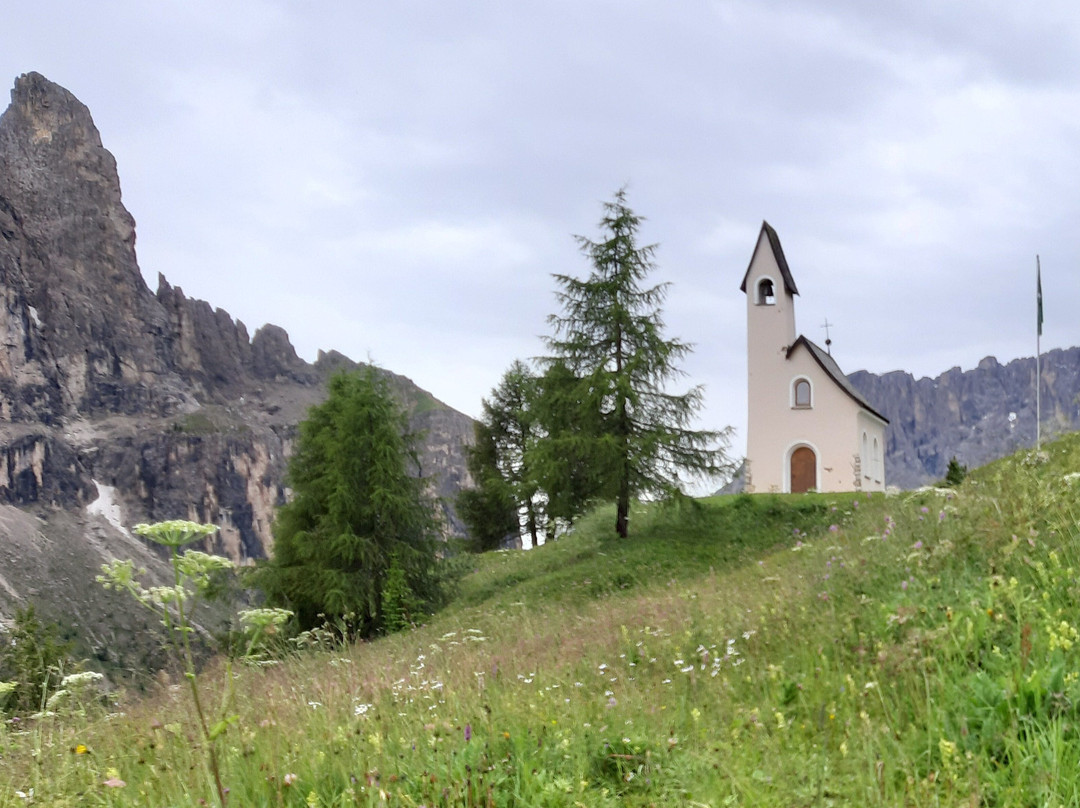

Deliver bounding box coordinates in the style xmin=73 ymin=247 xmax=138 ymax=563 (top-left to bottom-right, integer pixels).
xmin=529 ymin=358 xmax=612 ymax=529
xmin=483 ymin=361 xmax=544 ymax=544
xmin=543 ymin=189 xmax=732 ymax=537
xmin=459 ymin=361 xmax=545 ymax=547
xmin=944 ymin=456 xmax=967 ymax=487
xmin=457 ymin=420 xmax=521 ymax=551
xmin=255 ymin=366 xmax=442 ymax=634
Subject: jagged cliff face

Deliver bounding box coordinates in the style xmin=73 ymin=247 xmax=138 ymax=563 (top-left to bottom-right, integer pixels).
xmin=0 ymin=73 xmax=190 ymax=421
xmin=849 ymin=350 xmax=1080 ymax=489
xmin=0 ymin=73 xmax=475 ymax=630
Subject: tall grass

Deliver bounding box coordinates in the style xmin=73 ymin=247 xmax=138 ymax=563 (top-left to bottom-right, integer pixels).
xmin=6 ymin=435 xmax=1080 ymax=805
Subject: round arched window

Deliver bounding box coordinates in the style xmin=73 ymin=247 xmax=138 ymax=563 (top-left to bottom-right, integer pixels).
xmin=793 ymin=378 xmax=812 ymax=408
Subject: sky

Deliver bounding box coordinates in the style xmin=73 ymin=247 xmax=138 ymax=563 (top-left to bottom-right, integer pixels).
xmin=3 ymin=1 xmax=1079 ymax=470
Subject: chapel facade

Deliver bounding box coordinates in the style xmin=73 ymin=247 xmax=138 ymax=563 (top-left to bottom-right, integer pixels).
xmin=741 ymin=222 xmax=888 ymax=494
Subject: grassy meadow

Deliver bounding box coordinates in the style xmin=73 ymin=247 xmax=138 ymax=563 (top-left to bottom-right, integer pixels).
xmin=6 ymin=435 xmax=1080 ymax=806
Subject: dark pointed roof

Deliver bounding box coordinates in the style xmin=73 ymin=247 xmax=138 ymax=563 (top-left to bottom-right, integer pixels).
xmin=786 ymin=336 xmax=889 ymax=424
xmin=740 ymin=221 xmax=799 ymax=296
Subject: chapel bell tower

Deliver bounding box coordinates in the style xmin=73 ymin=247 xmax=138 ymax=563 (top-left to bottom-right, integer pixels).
xmin=741 ymin=222 xmax=800 ymax=491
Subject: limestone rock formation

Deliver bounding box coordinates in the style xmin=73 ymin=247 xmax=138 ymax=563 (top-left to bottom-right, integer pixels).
xmin=0 ymin=73 xmax=475 ymax=636
xmin=849 ymin=349 xmax=1080 ymax=488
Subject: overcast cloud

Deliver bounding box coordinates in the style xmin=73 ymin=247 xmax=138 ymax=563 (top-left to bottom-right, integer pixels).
xmin=3 ymin=1 xmax=1077 ymax=467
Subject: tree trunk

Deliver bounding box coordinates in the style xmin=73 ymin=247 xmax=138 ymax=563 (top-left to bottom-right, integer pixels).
xmin=525 ymin=500 xmax=539 ymax=546
xmin=614 ymin=318 xmax=629 ymax=538
xmin=616 ymin=483 xmax=629 ymax=538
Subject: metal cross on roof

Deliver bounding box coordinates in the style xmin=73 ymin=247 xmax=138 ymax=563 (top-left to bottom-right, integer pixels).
xmin=821 ymin=317 xmax=834 ymax=354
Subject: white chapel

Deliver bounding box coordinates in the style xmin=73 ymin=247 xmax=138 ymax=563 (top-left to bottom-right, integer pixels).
xmin=741 ymin=222 xmax=888 ymax=494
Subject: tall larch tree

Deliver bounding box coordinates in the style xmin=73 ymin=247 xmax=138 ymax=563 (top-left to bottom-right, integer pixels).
xmin=543 ymin=189 xmax=732 ymax=537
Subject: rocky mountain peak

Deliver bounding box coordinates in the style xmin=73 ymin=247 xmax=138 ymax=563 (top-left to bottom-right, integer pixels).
xmin=4 ymin=71 xmax=113 ymax=185
xmin=0 ymin=72 xmax=181 ymax=419
xmin=0 ymin=72 xmax=326 ymax=414
xmin=0 ymin=73 xmax=477 ymax=644
xmin=2 ymin=71 xmax=139 ymax=296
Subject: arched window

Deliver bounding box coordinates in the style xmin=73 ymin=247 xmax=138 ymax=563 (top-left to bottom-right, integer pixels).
xmin=872 ymin=437 xmax=881 ymax=482
xmin=793 ymin=378 xmax=812 ymax=408
xmin=862 ymin=432 xmax=869 ymax=480
xmin=756 ymin=277 xmax=776 ymax=305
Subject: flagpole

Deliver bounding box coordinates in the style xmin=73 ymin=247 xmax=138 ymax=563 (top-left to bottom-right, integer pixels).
xmin=1036 ymin=255 xmax=1042 ymax=451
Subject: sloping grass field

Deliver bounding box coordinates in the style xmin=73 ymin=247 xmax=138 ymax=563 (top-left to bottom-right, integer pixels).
xmin=6 ymin=435 xmax=1080 ymax=806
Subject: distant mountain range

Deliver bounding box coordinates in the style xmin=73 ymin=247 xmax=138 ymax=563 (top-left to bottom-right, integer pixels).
xmin=849 ymin=350 xmax=1077 ymax=488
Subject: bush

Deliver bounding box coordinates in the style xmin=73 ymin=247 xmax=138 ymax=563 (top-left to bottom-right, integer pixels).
xmin=944 ymin=456 xmax=967 ymax=486
xmin=0 ymin=604 xmax=73 ymax=715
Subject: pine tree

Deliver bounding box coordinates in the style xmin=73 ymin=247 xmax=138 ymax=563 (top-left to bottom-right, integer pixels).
xmin=944 ymin=456 xmax=967 ymax=487
xmin=543 ymin=189 xmax=732 ymax=537
xmin=482 ymin=361 xmax=544 ymax=545
xmin=254 ymin=366 xmax=442 ymax=634
xmin=457 ymin=420 xmax=521 ymax=551
xmin=529 ymin=359 xmax=612 ymax=529
xmin=458 ymin=361 xmax=547 ymax=547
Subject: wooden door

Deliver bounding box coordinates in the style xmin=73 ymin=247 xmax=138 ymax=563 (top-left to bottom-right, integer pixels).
xmin=790 ymin=446 xmax=816 ymax=493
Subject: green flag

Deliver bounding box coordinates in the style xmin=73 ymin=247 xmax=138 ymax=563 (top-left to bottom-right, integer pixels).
xmin=1037 ymin=257 xmax=1043 ymax=337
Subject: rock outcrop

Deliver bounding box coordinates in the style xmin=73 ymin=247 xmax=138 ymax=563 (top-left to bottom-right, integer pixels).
xmin=0 ymin=73 xmax=475 ymax=634
xmin=849 ymin=349 xmax=1080 ymax=488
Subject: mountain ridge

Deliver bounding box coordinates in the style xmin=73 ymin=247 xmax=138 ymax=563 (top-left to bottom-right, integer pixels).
xmin=0 ymin=72 xmax=476 ymax=646
xmin=848 ymin=347 xmax=1079 ymax=488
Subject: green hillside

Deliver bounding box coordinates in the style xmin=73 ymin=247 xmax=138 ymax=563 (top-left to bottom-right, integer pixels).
xmin=6 ymin=436 xmax=1080 ymax=806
